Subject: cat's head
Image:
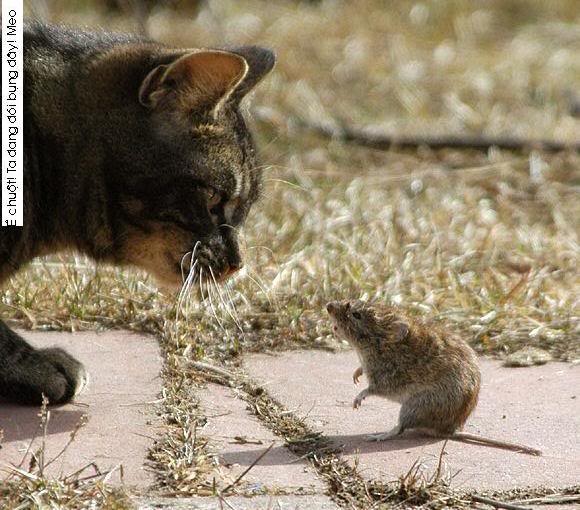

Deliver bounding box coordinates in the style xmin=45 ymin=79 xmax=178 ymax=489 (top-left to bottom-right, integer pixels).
xmin=107 ymin=45 xmax=275 ymax=289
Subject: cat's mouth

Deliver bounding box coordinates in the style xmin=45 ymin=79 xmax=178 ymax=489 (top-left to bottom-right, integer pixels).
xmin=173 ymin=263 xmax=231 ymax=284
xmin=171 ymin=249 xmax=237 ymax=288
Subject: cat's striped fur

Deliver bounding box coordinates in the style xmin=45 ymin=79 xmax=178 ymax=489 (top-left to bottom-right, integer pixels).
xmin=0 ymin=22 xmax=274 ymax=405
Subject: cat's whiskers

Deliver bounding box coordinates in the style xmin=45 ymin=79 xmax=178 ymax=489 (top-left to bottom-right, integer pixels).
xmin=191 ymin=241 xmax=201 ymax=267
xmin=243 ymin=270 xmax=274 ymax=307
xmin=249 ymin=163 xmax=275 ymax=172
xmin=179 ymin=250 xmax=192 ymax=284
xmin=246 ymin=245 xmax=275 ymax=257
xmin=222 ymin=279 xmax=244 ymax=331
xmin=200 ymin=267 xmax=226 ymax=333
xmin=218 ymin=223 xmax=240 ymax=233
xmin=209 ymin=266 xmax=243 ymax=333
xmin=176 ymin=241 xmax=201 ymax=323
xmin=265 ymin=178 xmax=310 ymax=192
xmin=250 ymin=161 xmax=301 ymax=175
xmin=177 ymin=259 xmax=198 ymax=314
xmin=174 ymin=258 xmax=197 ymax=345
xmin=178 ymin=242 xmax=200 ymax=294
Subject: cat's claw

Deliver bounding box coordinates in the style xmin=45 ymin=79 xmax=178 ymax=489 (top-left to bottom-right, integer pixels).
xmin=41 ymin=347 xmax=89 ymax=399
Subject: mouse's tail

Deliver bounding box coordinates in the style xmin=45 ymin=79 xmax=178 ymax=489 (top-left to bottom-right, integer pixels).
xmin=450 ymin=432 xmax=542 ymax=456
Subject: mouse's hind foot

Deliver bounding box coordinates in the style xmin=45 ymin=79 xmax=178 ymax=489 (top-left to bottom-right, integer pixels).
xmin=366 ymin=425 xmax=403 ymax=442
xmin=353 ymin=366 xmax=363 ymax=385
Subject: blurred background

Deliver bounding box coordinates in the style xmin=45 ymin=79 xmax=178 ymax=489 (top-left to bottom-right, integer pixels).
xmin=24 ymin=0 xmax=580 ymax=139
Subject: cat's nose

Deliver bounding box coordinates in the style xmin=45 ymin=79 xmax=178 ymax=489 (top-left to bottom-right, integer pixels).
xmin=228 ymin=261 xmax=244 ymax=274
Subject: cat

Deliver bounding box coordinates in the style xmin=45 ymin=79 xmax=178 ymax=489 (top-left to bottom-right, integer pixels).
xmin=0 ymin=21 xmax=274 ymax=405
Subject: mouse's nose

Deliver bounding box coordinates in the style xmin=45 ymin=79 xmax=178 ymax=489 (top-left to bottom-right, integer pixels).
xmin=326 ymin=301 xmax=338 ymax=314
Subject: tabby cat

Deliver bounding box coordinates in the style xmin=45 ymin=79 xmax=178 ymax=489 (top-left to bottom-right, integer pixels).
xmin=0 ymin=22 xmax=274 ymax=405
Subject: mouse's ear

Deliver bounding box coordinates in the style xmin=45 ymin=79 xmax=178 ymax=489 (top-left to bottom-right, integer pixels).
xmin=391 ymin=321 xmax=410 ymax=342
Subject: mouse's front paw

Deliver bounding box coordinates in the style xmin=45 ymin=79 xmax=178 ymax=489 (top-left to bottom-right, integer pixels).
xmin=353 ymin=388 xmax=369 ymax=410
xmin=352 ymin=366 xmax=363 ymax=385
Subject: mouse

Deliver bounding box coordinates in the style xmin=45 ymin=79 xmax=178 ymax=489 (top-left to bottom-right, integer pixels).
xmin=326 ymin=299 xmax=542 ymax=456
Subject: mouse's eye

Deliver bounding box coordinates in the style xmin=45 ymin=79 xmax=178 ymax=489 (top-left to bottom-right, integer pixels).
xmin=352 ymin=311 xmax=362 ymax=320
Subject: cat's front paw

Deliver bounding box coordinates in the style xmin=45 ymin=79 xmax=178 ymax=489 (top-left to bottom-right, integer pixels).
xmin=40 ymin=347 xmax=88 ymax=401
xmin=3 ymin=347 xmax=88 ymax=405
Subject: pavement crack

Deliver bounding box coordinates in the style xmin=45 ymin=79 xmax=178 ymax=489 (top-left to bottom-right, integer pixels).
xmin=162 ymin=358 xmax=580 ymax=507
xmin=217 ymin=366 xmax=473 ymax=510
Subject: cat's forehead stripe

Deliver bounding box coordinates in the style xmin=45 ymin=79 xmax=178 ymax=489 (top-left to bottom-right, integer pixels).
xmin=241 ymin=170 xmax=249 ymax=201
xmin=234 ymin=169 xmax=252 ymax=203
xmin=232 ymin=170 xmax=243 ymax=199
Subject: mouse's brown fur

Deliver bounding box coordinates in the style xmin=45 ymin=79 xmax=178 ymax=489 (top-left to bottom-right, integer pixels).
xmin=327 ymin=300 xmax=541 ymax=456
xmin=327 ymin=299 xmax=480 ymax=436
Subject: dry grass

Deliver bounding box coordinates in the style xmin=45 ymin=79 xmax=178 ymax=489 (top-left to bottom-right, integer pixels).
xmin=0 ymin=399 xmax=132 ymax=509
xmin=0 ymin=476 xmax=130 ymax=510
xmin=228 ymin=370 xmax=473 ymax=509
xmin=4 ymin=0 xmax=580 ymax=507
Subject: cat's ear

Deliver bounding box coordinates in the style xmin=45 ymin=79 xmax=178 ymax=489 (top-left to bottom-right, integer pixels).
xmin=227 ymin=46 xmax=276 ymax=101
xmin=139 ymin=50 xmax=249 ymax=114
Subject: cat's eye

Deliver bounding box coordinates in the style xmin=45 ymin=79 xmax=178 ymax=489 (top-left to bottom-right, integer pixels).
xmin=206 ymin=188 xmax=222 ymax=209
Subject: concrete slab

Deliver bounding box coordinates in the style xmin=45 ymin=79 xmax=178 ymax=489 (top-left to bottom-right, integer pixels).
xmin=527 ymin=506 xmax=578 ymax=510
xmin=244 ymin=350 xmax=580 ymax=490
xmin=0 ymin=330 xmax=162 ymax=487
xmin=136 ymin=495 xmax=339 ymax=509
xmin=198 ymin=383 xmax=324 ymax=494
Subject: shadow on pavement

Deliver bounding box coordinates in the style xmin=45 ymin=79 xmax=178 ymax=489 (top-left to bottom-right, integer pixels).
xmin=0 ymin=402 xmax=85 ymax=443
xmin=219 ymin=432 xmax=442 ymax=467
